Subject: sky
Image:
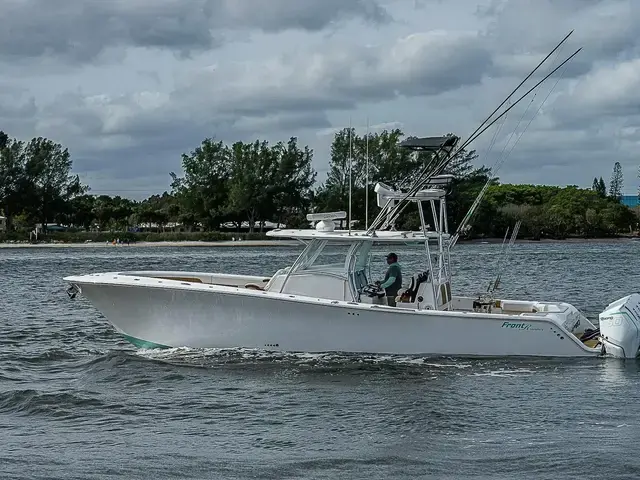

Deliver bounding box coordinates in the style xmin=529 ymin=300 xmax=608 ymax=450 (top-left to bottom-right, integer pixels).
xmin=0 ymin=0 xmax=638 ymax=200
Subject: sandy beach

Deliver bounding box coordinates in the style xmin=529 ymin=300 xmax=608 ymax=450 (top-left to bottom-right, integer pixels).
xmin=0 ymin=240 xmax=301 ymax=248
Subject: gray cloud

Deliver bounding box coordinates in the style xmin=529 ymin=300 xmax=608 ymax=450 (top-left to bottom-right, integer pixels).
xmin=220 ymin=0 xmax=391 ymax=32
xmin=232 ymin=112 xmax=332 ymax=134
xmin=15 ymin=29 xmax=490 ymax=177
xmin=0 ymin=94 xmax=38 ymax=139
xmin=175 ymin=30 xmax=494 ymax=115
xmin=29 ymin=91 xmax=333 ymax=183
xmin=483 ymin=0 xmax=639 ymax=79
xmin=0 ymin=0 xmax=390 ymax=63
xmin=0 ymin=96 xmax=37 ymax=121
xmin=550 ymin=58 xmax=640 ymax=124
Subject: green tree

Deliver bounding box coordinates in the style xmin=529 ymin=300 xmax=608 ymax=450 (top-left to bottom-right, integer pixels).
xmin=22 ymin=137 xmax=86 ymax=231
xmin=592 ymin=176 xmax=608 ymax=198
xmin=314 ymin=128 xmax=358 ymax=227
xmin=609 ymin=162 xmax=623 ymax=201
xmin=0 ymin=131 xmax=8 ymax=150
xmin=137 ymin=194 xmax=172 ymax=231
xmin=228 ymin=140 xmax=280 ymax=232
xmin=271 ymin=137 xmax=316 ymax=228
xmin=473 ymin=183 xmax=635 ymax=239
xmin=63 ymin=194 xmax=96 ymax=230
xmin=315 ymin=128 xmax=419 ymax=227
xmin=0 ymin=135 xmax=27 ymax=231
xmin=108 ymin=196 xmax=136 ymax=230
xmin=170 ymin=138 xmax=231 ymax=230
xmin=598 ymin=177 xmax=606 ymax=197
xmin=4 ymin=128 xmax=640 ymax=243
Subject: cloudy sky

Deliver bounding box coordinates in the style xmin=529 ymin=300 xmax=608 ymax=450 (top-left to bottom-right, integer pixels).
xmin=1 ymin=0 xmax=638 ymax=199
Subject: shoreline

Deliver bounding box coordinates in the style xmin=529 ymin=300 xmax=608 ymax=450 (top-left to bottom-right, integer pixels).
xmin=0 ymin=237 xmax=637 ymax=248
xmin=0 ymin=240 xmax=301 ymax=249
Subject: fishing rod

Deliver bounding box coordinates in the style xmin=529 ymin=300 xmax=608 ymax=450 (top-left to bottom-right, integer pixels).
xmin=366 ymin=32 xmax=581 ymax=234
xmin=387 ymin=102 xmax=511 ymax=234
xmin=373 ymin=48 xmax=581 ymax=232
xmin=425 ymin=46 xmax=581 ymax=186
xmin=450 ymin=44 xmax=575 ymax=247
xmin=449 ymin=95 xmax=537 ymax=248
xmin=410 ymin=31 xmax=577 ymax=183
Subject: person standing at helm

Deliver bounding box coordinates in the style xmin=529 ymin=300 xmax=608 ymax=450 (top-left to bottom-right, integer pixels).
xmin=377 ymin=252 xmax=402 ymax=306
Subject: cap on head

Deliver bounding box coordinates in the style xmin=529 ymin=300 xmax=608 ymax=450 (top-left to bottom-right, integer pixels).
xmin=386 ymin=252 xmax=397 ymax=262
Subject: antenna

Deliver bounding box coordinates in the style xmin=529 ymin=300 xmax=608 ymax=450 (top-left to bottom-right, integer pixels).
xmin=365 ymin=116 xmax=369 ymax=230
xmin=348 ymin=117 xmax=353 ymax=235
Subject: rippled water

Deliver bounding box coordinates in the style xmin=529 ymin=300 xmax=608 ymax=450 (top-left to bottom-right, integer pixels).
xmin=2 ymin=241 xmax=640 ymax=479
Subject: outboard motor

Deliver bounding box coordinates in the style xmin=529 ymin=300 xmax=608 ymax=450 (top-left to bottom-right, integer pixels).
xmin=599 ymin=294 xmax=640 ymax=358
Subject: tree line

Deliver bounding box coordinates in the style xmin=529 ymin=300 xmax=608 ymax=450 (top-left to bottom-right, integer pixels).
xmin=0 ymin=128 xmax=637 ymax=241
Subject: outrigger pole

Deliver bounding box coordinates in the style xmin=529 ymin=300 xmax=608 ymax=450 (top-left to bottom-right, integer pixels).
xmin=365 ymin=30 xmax=581 ymax=235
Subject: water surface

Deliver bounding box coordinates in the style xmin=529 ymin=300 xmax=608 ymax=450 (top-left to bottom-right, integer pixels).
xmin=1 ymin=241 xmax=640 ymax=479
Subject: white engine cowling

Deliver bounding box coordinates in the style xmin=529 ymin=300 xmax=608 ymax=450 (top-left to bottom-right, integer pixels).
xmin=599 ymin=294 xmax=640 ymax=358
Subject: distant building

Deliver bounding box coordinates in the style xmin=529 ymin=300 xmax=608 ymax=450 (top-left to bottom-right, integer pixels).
xmin=621 ymin=195 xmax=639 ymax=208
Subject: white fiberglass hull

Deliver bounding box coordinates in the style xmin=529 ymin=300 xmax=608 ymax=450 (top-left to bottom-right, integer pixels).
xmin=64 ymin=272 xmax=602 ymax=358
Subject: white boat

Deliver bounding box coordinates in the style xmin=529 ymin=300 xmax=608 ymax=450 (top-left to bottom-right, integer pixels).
xmin=63 ymin=136 xmax=640 ymax=359
xmin=63 ymin=34 xmax=640 ymax=359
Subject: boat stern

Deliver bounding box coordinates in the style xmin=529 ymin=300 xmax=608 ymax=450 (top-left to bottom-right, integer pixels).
xmin=599 ymin=294 xmax=640 ymax=358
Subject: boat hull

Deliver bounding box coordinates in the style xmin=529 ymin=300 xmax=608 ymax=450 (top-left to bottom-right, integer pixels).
xmin=65 ymin=273 xmax=602 ymax=358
